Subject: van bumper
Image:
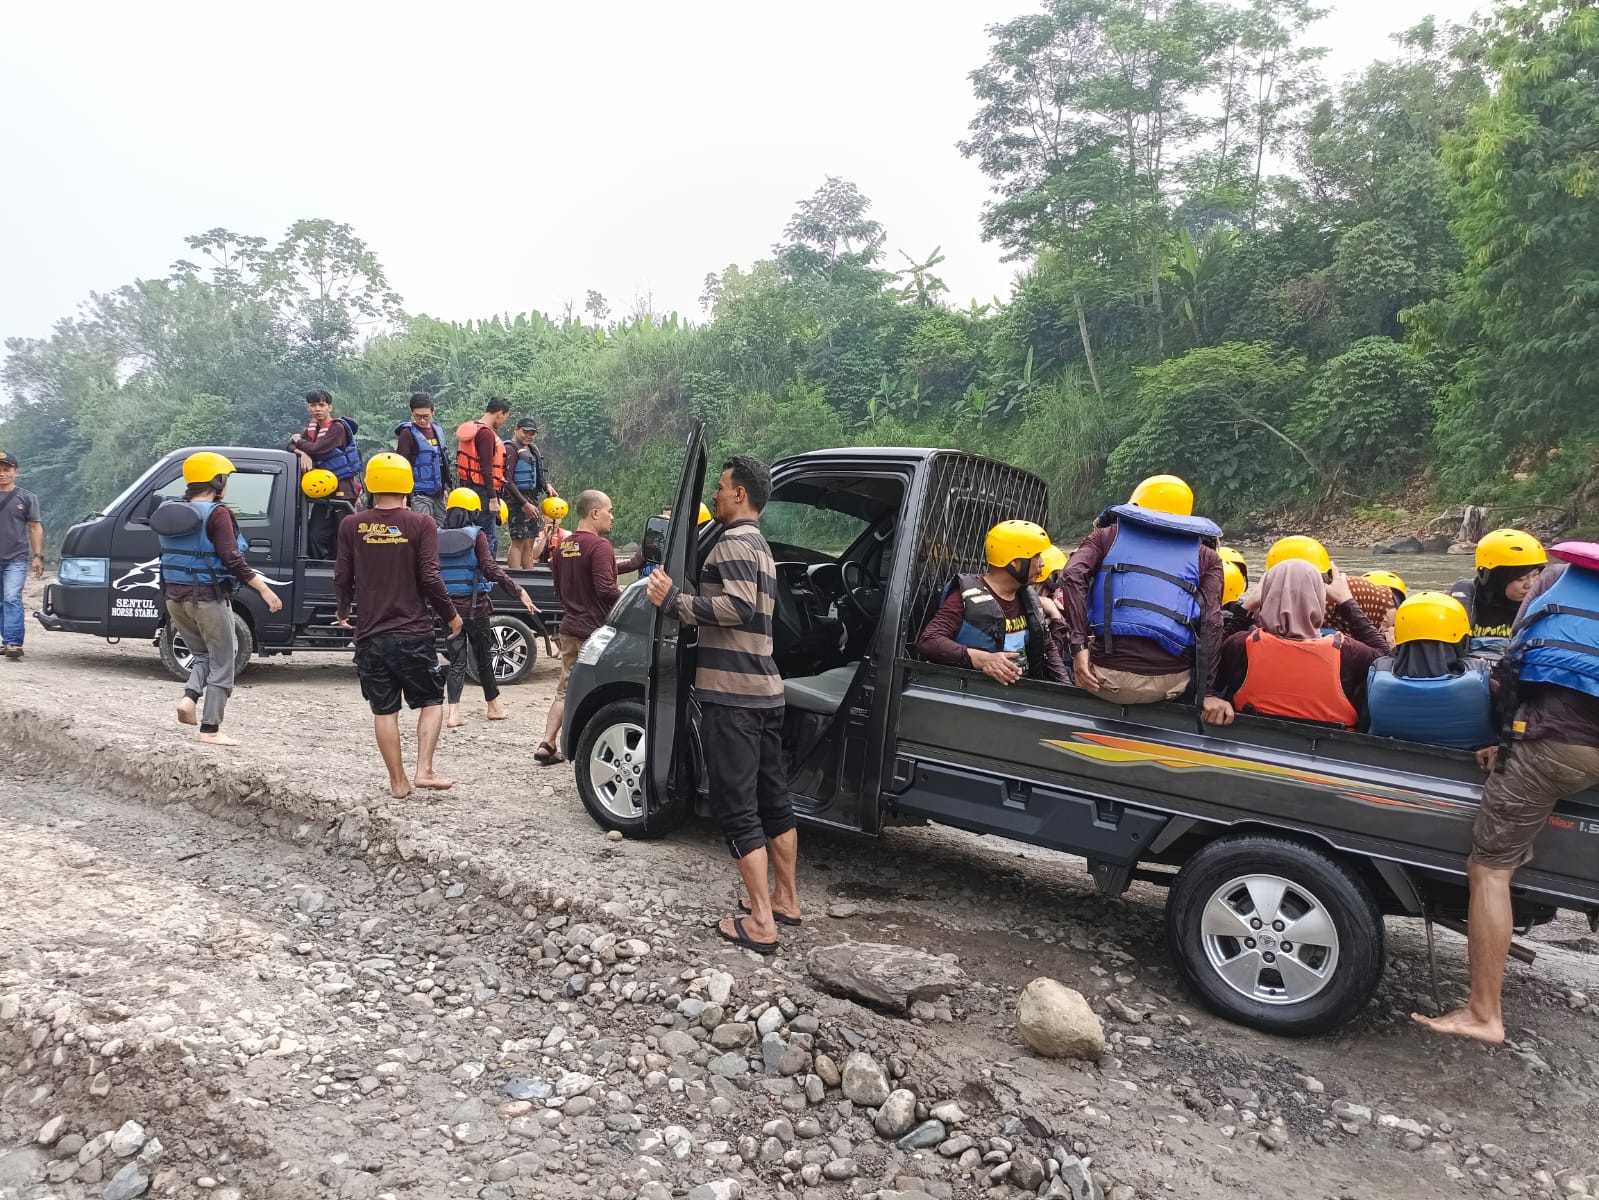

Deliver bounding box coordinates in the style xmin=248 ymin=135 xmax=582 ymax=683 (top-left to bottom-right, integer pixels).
xmin=34 ymin=584 xmax=105 ymax=636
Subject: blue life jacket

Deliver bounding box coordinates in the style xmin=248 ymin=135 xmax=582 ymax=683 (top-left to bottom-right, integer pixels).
xmin=154 ymin=500 xmax=248 ymax=588
xmin=507 ymin=440 xmax=541 ymax=494
xmin=396 ymin=420 xmax=447 ymax=495
xmin=1509 ymin=565 xmax=1599 ymax=700
xmin=438 ymin=527 xmax=492 ymax=598
xmin=318 ymin=416 xmax=362 ymax=482
xmin=944 ymin=573 xmax=1049 ymax=677
xmin=1367 ymin=658 xmax=1498 ymax=750
xmin=1087 ymin=505 xmax=1222 ymax=658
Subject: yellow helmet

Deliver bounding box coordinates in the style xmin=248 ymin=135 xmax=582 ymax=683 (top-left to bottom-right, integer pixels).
xmin=1393 ymin=591 xmax=1471 ymax=647
xmin=986 ymin=520 xmax=1052 ymax=569
xmin=1476 ymin=528 xmax=1547 ymax=572
xmin=1222 ymin=560 xmax=1246 ymax=605
xmin=498 ymin=500 xmax=509 ymax=525
xmin=1218 ymin=545 xmax=1248 ymax=572
xmin=300 ymin=468 xmax=338 ymax=499
xmin=1034 ymin=544 xmax=1068 ymax=583
xmin=542 ymin=496 xmax=570 ymax=522
xmin=182 ymin=451 xmax=235 ymax=485
xmin=698 ymin=503 xmax=713 ymax=526
xmin=1128 ymin=474 xmax=1194 ymax=516
xmin=1364 ymin=569 xmax=1408 ymax=601
xmin=364 ymin=452 xmax=414 ymax=496
xmin=1265 ymin=535 xmax=1331 ymax=574
xmin=446 ymin=486 xmax=481 ymax=512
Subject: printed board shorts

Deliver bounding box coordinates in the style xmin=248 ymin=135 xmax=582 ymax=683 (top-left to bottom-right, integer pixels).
xmin=1471 ymin=739 xmax=1599 ymax=870
xmin=354 ymin=636 xmax=445 ymax=715
xmin=509 ymin=508 xmax=542 ymax=540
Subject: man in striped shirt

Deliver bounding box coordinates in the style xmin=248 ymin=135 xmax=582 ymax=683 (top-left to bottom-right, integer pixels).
xmin=646 ymin=455 xmax=797 ymax=955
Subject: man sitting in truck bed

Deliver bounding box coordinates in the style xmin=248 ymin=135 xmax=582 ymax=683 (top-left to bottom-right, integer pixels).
xmin=1059 ymin=475 xmax=1230 ymax=723
xmin=916 ymin=520 xmax=1068 ymax=686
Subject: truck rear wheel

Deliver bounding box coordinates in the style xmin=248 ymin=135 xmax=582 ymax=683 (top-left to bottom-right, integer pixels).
xmin=1166 ymin=835 xmax=1384 ymax=1037
xmin=465 ymin=615 xmax=536 ymax=686
xmin=159 ymin=611 xmax=254 ymax=683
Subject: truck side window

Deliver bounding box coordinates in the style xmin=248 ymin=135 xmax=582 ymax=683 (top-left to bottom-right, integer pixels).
xmin=149 ymin=472 xmax=276 ymax=523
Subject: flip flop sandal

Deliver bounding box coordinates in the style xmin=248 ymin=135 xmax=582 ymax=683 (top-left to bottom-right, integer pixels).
xmin=739 ymin=898 xmax=802 ymax=927
xmin=716 ymin=916 xmax=779 ymax=956
xmin=534 ymin=741 xmax=563 ymax=765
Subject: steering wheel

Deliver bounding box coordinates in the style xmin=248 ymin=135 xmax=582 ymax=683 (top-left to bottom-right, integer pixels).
xmin=839 ymin=559 xmax=885 ymax=622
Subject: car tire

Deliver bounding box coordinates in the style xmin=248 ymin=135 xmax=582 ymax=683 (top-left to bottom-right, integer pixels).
xmin=159 ymin=610 xmax=254 ymax=683
xmin=574 ymin=698 xmax=688 ymax=838
xmin=465 ymin=615 xmax=536 ymax=686
xmin=1166 ymin=834 xmax=1384 ymax=1037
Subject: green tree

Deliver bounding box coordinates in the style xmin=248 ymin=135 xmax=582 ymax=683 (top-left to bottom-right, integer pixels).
xmin=1293 ymin=337 xmax=1436 ymax=492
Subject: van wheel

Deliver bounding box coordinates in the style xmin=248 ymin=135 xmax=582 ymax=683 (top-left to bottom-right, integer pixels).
xmin=464 ymin=615 xmax=535 ymax=686
xmin=574 ymin=699 xmax=687 ymax=838
xmin=1166 ymin=835 xmax=1384 ymax=1037
xmin=159 ymin=611 xmax=254 ymax=683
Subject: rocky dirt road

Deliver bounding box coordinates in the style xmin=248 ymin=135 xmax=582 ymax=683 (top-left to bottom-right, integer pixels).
xmin=4 ymin=591 xmax=1599 ymax=1200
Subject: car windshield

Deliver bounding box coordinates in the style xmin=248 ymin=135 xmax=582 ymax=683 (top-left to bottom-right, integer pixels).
xmin=761 ymin=500 xmax=870 ymax=557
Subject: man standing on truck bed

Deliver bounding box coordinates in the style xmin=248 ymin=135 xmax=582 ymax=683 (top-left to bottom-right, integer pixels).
xmin=916 ymin=520 xmax=1069 ymax=685
xmin=0 ymin=450 xmax=45 ymax=660
xmin=503 ymin=419 xmax=559 ymax=570
xmin=1060 ymin=475 xmax=1231 ymax=723
xmin=456 ymin=397 xmax=511 ymax=559
xmin=154 ymin=452 xmax=283 ymax=745
xmin=1416 ymin=546 xmax=1599 ymax=1045
xmin=334 ymin=452 xmax=463 ymax=799
xmin=291 ymin=389 xmax=363 ymax=558
xmin=536 ymin=490 xmax=623 ymax=766
xmin=646 ymin=455 xmax=798 ymax=955
xmin=395 ymin=392 xmax=452 ymax=524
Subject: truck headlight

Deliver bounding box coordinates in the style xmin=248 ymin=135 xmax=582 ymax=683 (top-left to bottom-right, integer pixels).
xmin=577 ymin=626 xmax=616 ymax=665
xmin=58 ymin=558 xmax=109 ymax=585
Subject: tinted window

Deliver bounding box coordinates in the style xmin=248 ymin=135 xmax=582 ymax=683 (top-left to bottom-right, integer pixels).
xmin=152 ymin=472 xmax=276 ymax=523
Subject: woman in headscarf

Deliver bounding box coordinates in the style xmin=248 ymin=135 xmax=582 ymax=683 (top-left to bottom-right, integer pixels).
xmin=1449 ymin=528 xmax=1547 ymax=658
xmin=1366 ymin=592 xmax=1498 ymax=749
xmin=1214 ymin=559 xmax=1389 ymax=728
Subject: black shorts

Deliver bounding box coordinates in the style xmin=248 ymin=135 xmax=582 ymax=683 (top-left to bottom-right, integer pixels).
xmin=701 ymin=702 xmax=794 ymax=859
xmin=509 ymin=508 xmax=541 ymax=540
xmin=354 ymin=636 xmax=445 ymax=715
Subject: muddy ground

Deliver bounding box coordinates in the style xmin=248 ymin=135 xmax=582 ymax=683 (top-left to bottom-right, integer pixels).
xmin=3 ymin=581 xmax=1599 ymax=1200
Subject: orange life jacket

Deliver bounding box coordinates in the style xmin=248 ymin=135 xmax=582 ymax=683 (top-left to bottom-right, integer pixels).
xmin=455 ymin=419 xmax=506 ymax=492
xmin=1233 ymin=630 xmax=1358 ymax=728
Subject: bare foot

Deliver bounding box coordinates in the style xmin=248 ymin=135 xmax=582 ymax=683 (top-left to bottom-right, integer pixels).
xmin=446 ymin=705 xmax=464 ymax=729
xmin=413 ymin=774 xmax=455 ymax=791
xmin=177 ymin=697 xmax=198 ymax=726
xmin=486 ymin=703 xmax=508 ymax=721
xmin=197 ymin=731 xmax=239 ymax=747
xmin=1411 ymin=1008 xmax=1505 ymax=1045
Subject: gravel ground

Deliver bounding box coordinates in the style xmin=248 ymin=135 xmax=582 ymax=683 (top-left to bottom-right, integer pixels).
xmin=5 ymin=583 xmax=1599 ymax=1200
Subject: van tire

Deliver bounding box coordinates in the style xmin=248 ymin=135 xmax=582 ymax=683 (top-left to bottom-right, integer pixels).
xmin=1166 ymin=835 xmax=1384 ymax=1037
xmin=159 ymin=611 xmax=254 ymax=683
xmin=464 ymin=615 xmax=537 ymax=687
xmin=575 ymin=699 xmax=688 ymax=838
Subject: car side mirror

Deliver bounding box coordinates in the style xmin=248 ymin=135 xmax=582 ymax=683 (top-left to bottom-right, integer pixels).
xmin=132 ymin=493 xmax=164 ymax=525
xmin=642 ymin=515 xmax=670 ymax=566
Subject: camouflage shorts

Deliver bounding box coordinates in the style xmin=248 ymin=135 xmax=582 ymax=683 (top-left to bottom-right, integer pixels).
xmin=1471 ymin=739 xmax=1599 ymax=870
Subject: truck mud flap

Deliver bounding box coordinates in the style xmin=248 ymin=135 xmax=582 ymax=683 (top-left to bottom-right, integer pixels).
xmin=890 ymin=759 xmax=1167 ymax=870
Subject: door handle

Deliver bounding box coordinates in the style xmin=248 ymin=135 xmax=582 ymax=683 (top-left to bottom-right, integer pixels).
xmin=248 ymin=539 xmax=272 ymax=551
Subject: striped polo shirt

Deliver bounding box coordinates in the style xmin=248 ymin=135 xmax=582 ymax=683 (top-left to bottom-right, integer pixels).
xmin=669 ymin=519 xmax=784 ymax=709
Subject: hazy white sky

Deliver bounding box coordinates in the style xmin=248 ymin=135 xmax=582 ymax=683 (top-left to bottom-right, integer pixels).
xmin=0 ymin=0 xmax=1476 ymax=346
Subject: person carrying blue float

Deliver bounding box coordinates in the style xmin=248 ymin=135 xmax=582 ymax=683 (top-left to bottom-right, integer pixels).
xmin=1367 ymin=592 xmax=1498 ymax=750
xmin=1059 ymin=475 xmax=1233 ymax=725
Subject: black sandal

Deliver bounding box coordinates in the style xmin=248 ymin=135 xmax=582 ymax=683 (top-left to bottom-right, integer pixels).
xmin=717 ymin=916 xmax=779 ymax=955
xmin=739 ymin=898 xmax=802 ymax=927
xmin=535 ymin=741 xmax=563 ymax=765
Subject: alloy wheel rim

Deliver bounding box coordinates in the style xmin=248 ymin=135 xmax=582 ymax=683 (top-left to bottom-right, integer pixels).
xmin=589 ymin=721 xmax=646 ymax=821
xmin=1200 ymin=872 xmax=1340 ymax=1006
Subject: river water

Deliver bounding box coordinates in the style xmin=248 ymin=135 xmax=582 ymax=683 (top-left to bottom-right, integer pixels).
xmin=1276 ymin=547 xmax=1468 ymax=593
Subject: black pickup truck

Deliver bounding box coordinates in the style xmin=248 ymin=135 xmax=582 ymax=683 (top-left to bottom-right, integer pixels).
xmin=562 ymin=426 xmax=1599 ymax=1036
xmin=36 ymin=446 xmax=560 ymax=685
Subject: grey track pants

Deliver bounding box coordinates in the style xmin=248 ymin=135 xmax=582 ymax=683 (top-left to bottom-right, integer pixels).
xmin=167 ymin=599 xmax=237 ymax=731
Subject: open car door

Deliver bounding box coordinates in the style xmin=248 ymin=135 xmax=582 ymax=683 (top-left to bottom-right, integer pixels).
xmin=643 ymin=421 xmax=708 ymax=832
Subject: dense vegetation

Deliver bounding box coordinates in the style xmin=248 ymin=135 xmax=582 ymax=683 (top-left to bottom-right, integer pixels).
xmin=5 ymin=0 xmax=1598 ymax=547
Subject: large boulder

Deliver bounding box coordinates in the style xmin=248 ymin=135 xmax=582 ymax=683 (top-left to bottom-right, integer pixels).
xmin=807 ymin=942 xmax=967 ymax=1013
xmin=1017 ymin=978 xmax=1105 ymax=1061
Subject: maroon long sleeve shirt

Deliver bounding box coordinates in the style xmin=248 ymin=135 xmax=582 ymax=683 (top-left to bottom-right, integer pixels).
xmin=916 ymin=582 xmax=1070 ymax=684
xmin=334 ymin=506 xmax=457 ymax=641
